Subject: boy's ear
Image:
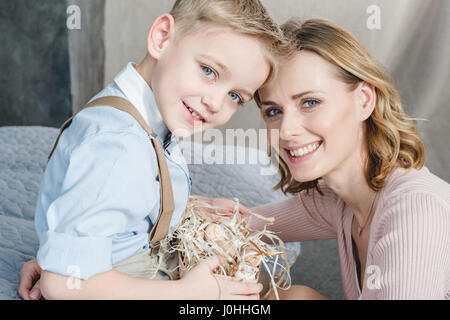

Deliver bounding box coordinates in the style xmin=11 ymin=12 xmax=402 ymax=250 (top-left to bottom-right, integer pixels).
xmin=147 ymin=14 xmax=175 ymax=60
xmin=357 ymin=81 xmax=376 ymax=121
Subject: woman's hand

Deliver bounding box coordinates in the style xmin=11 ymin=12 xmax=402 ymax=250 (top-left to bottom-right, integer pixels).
xmin=18 ymin=258 xmax=43 ymax=300
xmin=190 ymin=195 xmax=250 ymax=217
xmin=179 ymin=255 xmax=262 ymax=300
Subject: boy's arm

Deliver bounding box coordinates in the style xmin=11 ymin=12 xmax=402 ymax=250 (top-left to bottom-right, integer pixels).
xmin=40 ymin=256 xmax=262 ymax=300
xmin=40 ymin=269 xmax=180 ymax=300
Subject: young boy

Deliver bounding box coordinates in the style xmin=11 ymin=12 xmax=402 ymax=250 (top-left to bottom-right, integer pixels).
xmin=19 ymin=0 xmax=284 ymax=299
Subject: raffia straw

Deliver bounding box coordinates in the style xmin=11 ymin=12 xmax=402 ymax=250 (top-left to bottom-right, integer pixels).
xmin=163 ymin=197 xmax=293 ymax=300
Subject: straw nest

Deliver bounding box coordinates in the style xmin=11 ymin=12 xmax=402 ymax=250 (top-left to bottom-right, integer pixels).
xmin=163 ymin=197 xmax=293 ymax=299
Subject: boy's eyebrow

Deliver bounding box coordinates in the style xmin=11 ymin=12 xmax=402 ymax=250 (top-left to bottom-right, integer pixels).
xmin=199 ymin=54 xmax=228 ymax=73
xmin=240 ymin=89 xmax=254 ymax=102
xmin=199 ymin=54 xmax=254 ymax=101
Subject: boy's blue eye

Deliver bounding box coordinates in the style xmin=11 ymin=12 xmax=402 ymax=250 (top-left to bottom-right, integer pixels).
xmin=202 ymin=66 xmax=216 ymax=80
xmin=228 ymin=92 xmax=242 ymax=104
xmin=304 ymin=99 xmax=319 ymax=108
xmin=265 ymin=108 xmax=282 ymax=117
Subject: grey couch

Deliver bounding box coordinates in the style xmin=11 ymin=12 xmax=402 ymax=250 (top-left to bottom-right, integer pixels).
xmin=0 ymin=126 xmax=342 ymax=299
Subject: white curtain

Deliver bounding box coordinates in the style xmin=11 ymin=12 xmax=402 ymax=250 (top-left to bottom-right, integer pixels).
xmin=86 ymin=0 xmax=450 ymax=182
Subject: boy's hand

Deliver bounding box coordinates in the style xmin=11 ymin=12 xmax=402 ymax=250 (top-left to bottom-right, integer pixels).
xmin=180 ymin=255 xmax=262 ymax=300
xmin=190 ymin=195 xmax=250 ymax=217
xmin=18 ymin=258 xmax=43 ymax=300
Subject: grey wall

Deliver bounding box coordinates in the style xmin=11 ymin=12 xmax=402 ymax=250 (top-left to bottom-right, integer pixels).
xmin=103 ymin=0 xmax=173 ymax=84
xmin=0 ymin=0 xmax=105 ymax=125
xmin=0 ymin=0 xmax=72 ymax=127
xmin=67 ymin=0 xmax=105 ymax=113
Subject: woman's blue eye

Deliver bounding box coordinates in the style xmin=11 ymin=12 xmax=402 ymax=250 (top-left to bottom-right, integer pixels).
xmin=265 ymin=108 xmax=282 ymax=117
xmin=304 ymin=99 xmax=319 ymax=108
xmin=202 ymin=66 xmax=216 ymax=80
xmin=228 ymin=92 xmax=242 ymax=104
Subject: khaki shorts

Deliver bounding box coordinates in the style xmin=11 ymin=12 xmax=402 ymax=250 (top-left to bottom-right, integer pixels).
xmin=112 ymin=245 xmax=273 ymax=298
xmin=112 ymin=246 xmax=179 ymax=281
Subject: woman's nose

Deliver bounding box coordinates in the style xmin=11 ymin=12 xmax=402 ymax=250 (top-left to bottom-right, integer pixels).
xmin=279 ymin=112 xmax=305 ymax=141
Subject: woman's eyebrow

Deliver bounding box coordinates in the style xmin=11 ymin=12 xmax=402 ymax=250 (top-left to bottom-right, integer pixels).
xmin=259 ymin=100 xmax=279 ymax=107
xmin=291 ymin=90 xmax=322 ymax=100
xmin=260 ymin=90 xmax=324 ymax=106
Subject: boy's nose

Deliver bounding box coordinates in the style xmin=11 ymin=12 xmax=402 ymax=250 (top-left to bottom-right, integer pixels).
xmin=201 ymin=95 xmax=221 ymax=114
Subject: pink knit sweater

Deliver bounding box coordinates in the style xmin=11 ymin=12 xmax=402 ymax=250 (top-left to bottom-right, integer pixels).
xmin=253 ymin=166 xmax=450 ymax=299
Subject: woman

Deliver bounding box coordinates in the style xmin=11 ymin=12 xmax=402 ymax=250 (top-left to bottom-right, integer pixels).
xmin=252 ymin=18 xmax=449 ymax=300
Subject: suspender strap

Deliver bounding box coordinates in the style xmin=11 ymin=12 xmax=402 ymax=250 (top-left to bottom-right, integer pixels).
xmin=48 ymin=96 xmax=175 ymax=245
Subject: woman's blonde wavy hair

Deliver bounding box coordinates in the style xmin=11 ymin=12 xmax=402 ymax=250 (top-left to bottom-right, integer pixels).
xmin=255 ymin=18 xmax=426 ymax=195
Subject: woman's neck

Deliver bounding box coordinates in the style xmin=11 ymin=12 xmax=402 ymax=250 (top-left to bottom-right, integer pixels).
xmin=322 ymin=146 xmax=377 ymax=228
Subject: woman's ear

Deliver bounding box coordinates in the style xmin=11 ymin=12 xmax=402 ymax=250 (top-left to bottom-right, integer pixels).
xmin=147 ymin=14 xmax=175 ymax=60
xmin=357 ymin=81 xmax=376 ymax=121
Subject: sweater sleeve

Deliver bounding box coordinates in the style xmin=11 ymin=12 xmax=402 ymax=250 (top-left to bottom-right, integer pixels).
xmin=367 ymin=192 xmax=450 ymax=299
xmin=250 ymin=182 xmax=340 ymax=242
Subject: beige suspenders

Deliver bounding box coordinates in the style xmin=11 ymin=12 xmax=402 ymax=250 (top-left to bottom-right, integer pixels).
xmin=48 ymin=96 xmax=175 ymax=246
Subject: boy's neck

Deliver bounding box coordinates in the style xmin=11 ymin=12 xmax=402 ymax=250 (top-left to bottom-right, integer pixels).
xmin=135 ymin=54 xmax=154 ymax=90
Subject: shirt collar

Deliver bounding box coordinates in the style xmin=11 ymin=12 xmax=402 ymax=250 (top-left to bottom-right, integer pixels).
xmin=114 ymin=62 xmax=170 ymax=142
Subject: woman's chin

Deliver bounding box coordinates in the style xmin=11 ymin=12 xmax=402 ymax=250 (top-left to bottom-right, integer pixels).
xmin=293 ymin=175 xmax=319 ymax=184
xmin=290 ymin=168 xmax=322 ymax=184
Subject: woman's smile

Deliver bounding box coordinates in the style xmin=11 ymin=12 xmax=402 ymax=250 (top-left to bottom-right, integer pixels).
xmin=284 ymin=140 xmax=323 ymax=164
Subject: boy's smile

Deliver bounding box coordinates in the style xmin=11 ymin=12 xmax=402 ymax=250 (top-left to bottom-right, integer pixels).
xmin=146 ymin=18 xmax=271 ymax=138
xmin=182 ymin=100 xmax=207 ymax=123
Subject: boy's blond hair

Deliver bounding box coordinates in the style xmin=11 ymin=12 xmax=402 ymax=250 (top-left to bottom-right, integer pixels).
xmin=170 ymin=0 xmax=287 ymax=84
